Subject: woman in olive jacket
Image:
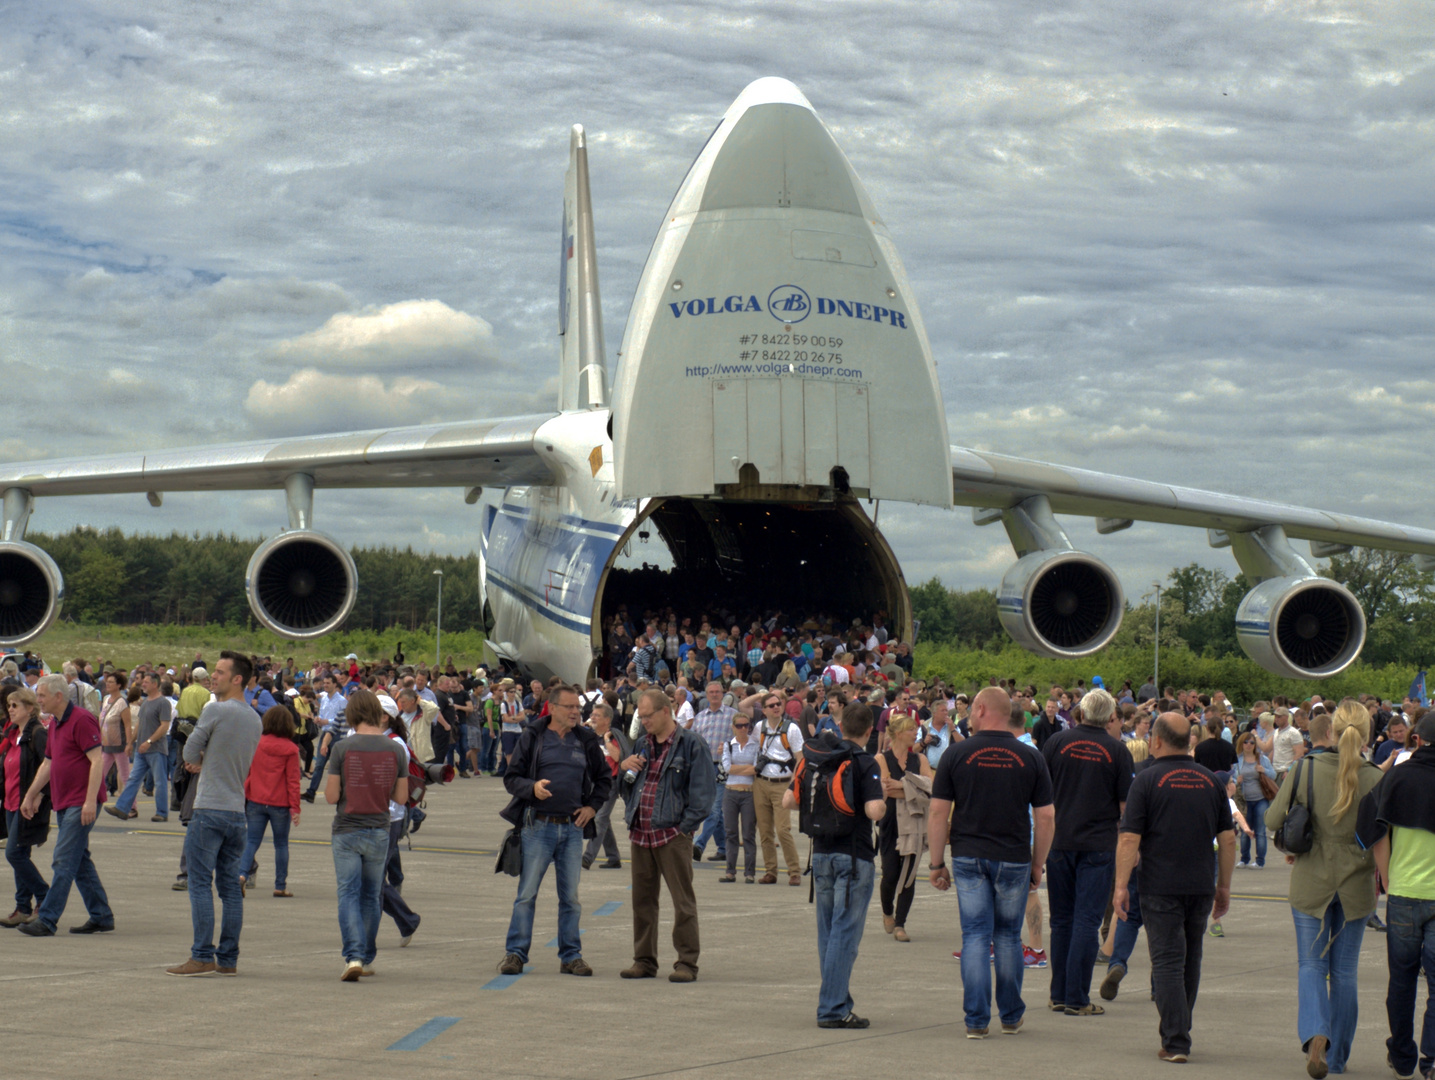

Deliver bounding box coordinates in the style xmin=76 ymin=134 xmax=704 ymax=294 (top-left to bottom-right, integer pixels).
xmin=1266 ymin=700 xmax=1383 ymax=1080
xmin=1 ymin=687 xmax=52 ymax=926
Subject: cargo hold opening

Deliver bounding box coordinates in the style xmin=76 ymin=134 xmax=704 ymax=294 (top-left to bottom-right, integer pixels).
xmin=593 ymin=497 xmax=909 ymax=678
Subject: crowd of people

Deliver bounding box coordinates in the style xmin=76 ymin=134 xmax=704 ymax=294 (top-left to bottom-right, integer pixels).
xmin=2 ymin=625 xmax=1434 ymax=1076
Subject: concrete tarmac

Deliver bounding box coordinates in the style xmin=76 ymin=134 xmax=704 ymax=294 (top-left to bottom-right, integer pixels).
xmin=0 ymin=775 xmax=1420 ymax=1079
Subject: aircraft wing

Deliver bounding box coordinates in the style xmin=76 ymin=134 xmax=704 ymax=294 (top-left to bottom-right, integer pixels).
xmin=0 ymin=413 xmax=561 ymax=497
xmin=950 ymin=445 xmax=1435 ymax=557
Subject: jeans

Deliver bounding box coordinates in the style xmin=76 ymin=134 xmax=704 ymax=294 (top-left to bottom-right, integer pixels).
xmin=584 ymin=780 xmax=622 ymax=864
xmin=813 ymin=851 xmax=876 ymax=1022
xmin=1386 ymin=894 xmax=1435 ymax=1077
xmin=382 ymin=816 xmax=420 ymax=938
xmin=304 ymin=753 xmax=328 ymax=796
xmin=1047 ymin=848 xmax=1115 ymax=1008
xmin=1143 ymin=892 xmax=1214 ymax=1056
xmin=1240 ymin=797 xmax=1269 ymax=865
xmin=5 ymin=808 xmax=49 ymax=914
xmin=239 ymin=802 xmax=292 ymax=890
xmin=505 ymin=817 xmax=584 ymax=963
xmin=478 ymin=726 xmax=498 ymax=773
xmin=34 ymin=806 xmax=111 ymax=932
xmin=694 ymin=760 xmax=725 ymax=856
xmin=184 ymin=808 xmax=247 ymax=966
xmin=446 ymin=721 xmax=469 ymax=771
xmin=1109 ymin=865 xmax=1144 ymax=972
xmin=115 ymin=751 xmax=169 ymax=817
xmin=723 ymin=787 xmax=757 ymax=878
xmin=953 ymin=856 xmax=1030 ymax=1030
xmin=1293 ymin=896 xmax=1364 ymax=1073
xmin=333 ymin=827 xmax=388 ymax=964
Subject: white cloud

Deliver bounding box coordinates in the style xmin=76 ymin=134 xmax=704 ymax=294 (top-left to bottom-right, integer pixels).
xmin=243 ymin=368 xmax=471 ymax=435
xmin=269 ymin=299 xmax=499 ymax=371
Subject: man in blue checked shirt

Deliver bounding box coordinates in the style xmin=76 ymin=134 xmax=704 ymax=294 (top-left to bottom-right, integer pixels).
xmin=689 ymin=681 xmax=735 ymax=863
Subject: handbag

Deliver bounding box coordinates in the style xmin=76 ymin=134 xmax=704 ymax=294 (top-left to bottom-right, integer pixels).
xmin=1272 ymin=757 xmax=1316 ymax=855
xmin=494 ymin=826 xmax=523 ymax=876
xmin=1255 ymin=764 xmax=1280 ymax=802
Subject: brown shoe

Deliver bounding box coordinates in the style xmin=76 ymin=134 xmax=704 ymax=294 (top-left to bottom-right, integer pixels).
xmin=273 ymin=890 xmax=293 ymax=898
xmin=1157 ymin=1048 xmax=1188 ymax=1064
xmin=883 ymin=915 xmax=896 ymax=934
xmin=1306 ymin=1034 xmax=1329 ymax=1079
xmin=216 ymin=966 xmax=237 ymax=976
xmin=0 ymin=909 xmax=36 ymax=927
xmin=165 ymin=959 xmax=217 ymax=977
xmin=620 ymin=963 xmax=657 ymax=979
xmin=497 ymin=953 xmax=524 ymax=976
xmin=789 ymin=874 xmax=802 ymax=886
xmin=668 ymin=966 xmax=697 ymax=983
xmin=759 ymin=873 xmax=778 ymax=884
xmin=560 ymin=958 xmax=593 ymax=976
xmin=893 ymin=927 xmax=910 ymax=942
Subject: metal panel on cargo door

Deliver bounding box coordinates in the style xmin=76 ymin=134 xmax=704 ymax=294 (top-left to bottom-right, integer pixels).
xmin=712 ymin=381 xmax=747 ymax=485
xmin=835 ymin=384 xmax=870 ymax=490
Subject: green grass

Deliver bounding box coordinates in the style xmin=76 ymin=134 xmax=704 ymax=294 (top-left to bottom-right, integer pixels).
xmin=24 ymin=622 xmax=492 ymax=671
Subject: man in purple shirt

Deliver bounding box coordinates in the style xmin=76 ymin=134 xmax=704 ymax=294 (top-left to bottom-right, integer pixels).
xmin=18 ymin=674 xmax=113 ymax=936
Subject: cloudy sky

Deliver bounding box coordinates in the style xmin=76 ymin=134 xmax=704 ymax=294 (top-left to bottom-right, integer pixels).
xmin=1 ymin=1 xmax=1431 ymax=600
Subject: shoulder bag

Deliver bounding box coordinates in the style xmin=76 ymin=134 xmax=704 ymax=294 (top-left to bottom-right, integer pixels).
xmin=1272 ymin=756 xmax=1315 ymax=855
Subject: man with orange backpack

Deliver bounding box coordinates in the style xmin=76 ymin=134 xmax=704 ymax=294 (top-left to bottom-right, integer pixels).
xmin=784 ymin=701 xmax=885 ymax=1028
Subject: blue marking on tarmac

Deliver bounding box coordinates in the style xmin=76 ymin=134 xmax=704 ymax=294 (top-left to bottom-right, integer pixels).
xmin=546 ymin=929 xmax=586 ymax=947
xmin=481 ymin=964 xmax=533 ymax=990
xmin=386 ymin=1017 xmax=461 ymax=1051
xmin=594 ymin=901 xmax=622 ymax=916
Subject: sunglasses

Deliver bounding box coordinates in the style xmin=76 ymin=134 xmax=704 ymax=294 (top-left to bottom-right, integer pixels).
xmin=733 ymin=722 xmax=751 ymax=729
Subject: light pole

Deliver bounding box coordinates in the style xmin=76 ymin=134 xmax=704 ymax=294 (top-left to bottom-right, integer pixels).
xmin=1152 ymin=581 xmax=1161 ymax=693
xmin=433 ymin=569 xmax=444 ymax=669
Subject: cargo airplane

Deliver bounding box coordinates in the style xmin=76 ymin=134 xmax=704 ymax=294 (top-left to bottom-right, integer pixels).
xmin=1 ymin=78 xmax=1431 ymax=683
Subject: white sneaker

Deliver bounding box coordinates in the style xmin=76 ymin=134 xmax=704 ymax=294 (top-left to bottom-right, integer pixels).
xmin=341 ymin=961 xmax=363 ymax=982
xmin=359 ymin=964 xmax=375 ymax=977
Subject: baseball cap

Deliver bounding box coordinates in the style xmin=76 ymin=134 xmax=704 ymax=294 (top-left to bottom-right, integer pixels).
xmin=192 ymin=667 xmax=208 ymax=679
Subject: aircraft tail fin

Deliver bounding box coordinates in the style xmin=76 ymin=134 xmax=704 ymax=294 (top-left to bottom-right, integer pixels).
xmin=558 ymin=124 xmax=609 ymax=411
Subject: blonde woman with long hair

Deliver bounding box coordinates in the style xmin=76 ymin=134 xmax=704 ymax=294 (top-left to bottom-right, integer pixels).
xmin=1265 ymin=699 xmax=1382 ymax=1079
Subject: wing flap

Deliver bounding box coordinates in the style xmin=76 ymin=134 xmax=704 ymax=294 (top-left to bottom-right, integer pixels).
xmin=0 ymin=414 xmax=560 ymax=497
xmin=952 ymin=445 xmax=1435 ymax=556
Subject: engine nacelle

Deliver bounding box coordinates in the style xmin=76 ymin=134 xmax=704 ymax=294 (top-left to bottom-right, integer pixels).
xmin=0 ymin=542 xmax=63 ymax=646
xmin=1236 ymin=576 xmax=1366 ymax=680
xmin=998 ymin=549 xmax=1124 ymax=659
xmin=245 ymin=531 xmax=357 ymax=640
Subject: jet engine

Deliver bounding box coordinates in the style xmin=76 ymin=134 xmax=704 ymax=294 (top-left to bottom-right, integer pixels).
xmin=998 ymin=549 xmax=1125 ymax=659
xmin=245 ymin=531 xmax=357 ymax=639
xmin=1235 ymin=576 xmax=1366 ymax=680
xmin=0 ymin=541 xmax=64 ymax=646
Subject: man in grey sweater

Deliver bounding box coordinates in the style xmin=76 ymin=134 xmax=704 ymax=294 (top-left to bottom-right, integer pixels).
xmin=166 ymin=651 xmax=262 ymax=977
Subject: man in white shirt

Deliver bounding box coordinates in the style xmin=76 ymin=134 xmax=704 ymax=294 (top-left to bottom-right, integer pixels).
xmin=752 ymin=693 xmax=804 ymax=886
xmin=1270 ymin=710 xmax=1305 ymax=783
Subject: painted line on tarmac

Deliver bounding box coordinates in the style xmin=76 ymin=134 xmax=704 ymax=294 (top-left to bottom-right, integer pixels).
xmin=594 ymin=901 xmax=623 ymax=916
xmin=386 ymin=1017 xmax=461 ymax=1052
xmin=1230 ymin=893 xmax=1289 ymax=903
xmin=127 ymin=829 xmax=495 ymax=857
xmin=546 ymin=929 xmax=585 ymax=947
xmin=481 ymin=964 xmax=532 ymax=990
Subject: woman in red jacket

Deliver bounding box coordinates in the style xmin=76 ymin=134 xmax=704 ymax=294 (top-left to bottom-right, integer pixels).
xmin=240 ymin=706 xmax=302 ymax=897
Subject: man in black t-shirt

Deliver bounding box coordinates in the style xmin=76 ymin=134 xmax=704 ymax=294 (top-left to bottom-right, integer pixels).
xmin=1041 ymin=688 xmax=1134 ymax=1015
xmin=1192 ymin=714 xmax=1237 ymax=773
xmin=782 ymin=702 xmax=885 ymax=1030
xmin=1115 ymin=712 xmax=1234 ymax=1064
xmin=928 ymin=687 xmax=1055 ymax=1038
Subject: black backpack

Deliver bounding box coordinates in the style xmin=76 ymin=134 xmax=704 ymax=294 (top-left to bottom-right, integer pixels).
xmin=792 ymin=734 xmax=862 ymax=841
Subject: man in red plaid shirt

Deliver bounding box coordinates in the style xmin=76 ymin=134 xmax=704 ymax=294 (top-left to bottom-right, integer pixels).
xmin=618 ymin=688 xmax=716 ymax=983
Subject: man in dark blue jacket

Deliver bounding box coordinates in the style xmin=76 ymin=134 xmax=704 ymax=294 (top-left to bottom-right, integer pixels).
xmin=496 ymin=685 xmax=611 ymax=977
xmin=617 ymin=688 xmax=716 ymax=983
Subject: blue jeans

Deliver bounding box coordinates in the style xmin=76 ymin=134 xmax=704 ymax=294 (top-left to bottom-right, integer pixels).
xmin=305 ymin=753 xmax=329 ymax=796
xmin=479 ymin=727 xmax=497 ymax=772
xmin=694 ymin=759 xmax=725 ymax=855
xmin=239 ymin=802 xmax=292 ymax=890
xmin=1047 ymin=848 xmax=1115 ymax=1008
xmin=953 ymin=856 xmax=1030 ymax=1030
xmin=184 ymin=808 xmax=247 ymax=965
xmin=504 ymin=817 xmax=584 ymax=963
xmin=446 ymin=722 xmax=469 ymax=771
xmin=383 ymin=816 xmax=420 ymax=938
xmin=333 ymin=827 xmax=388 ymax=964
xmin=1386 ymin=894 xmax=1435 ymax=1078
xmin=1293 ymin=896 xmax=1364 ymax=1073
xmin=1240 ymin=797 xmax=1268 ymax=865
xmin=115 ymin=751 xmax=169 ymax=817
xmin=812 ymin=851 xmax=875 ymax=1022
xmin=1110 ymin=864 xmax=1144 ymax=971
xmin=5 ymin=808 xmax=49 ymax=914
xmin=34 ymin=806 xmax=111 ymax=932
